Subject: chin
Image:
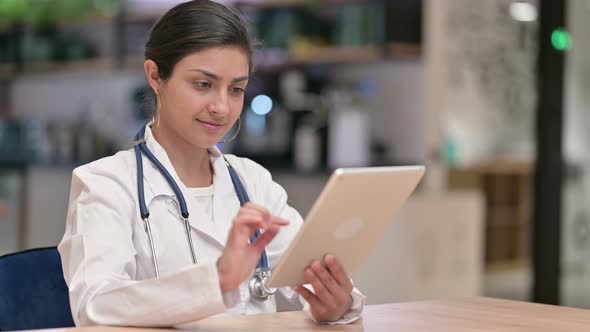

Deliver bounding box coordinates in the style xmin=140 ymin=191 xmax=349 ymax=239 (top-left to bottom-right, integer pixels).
xmin=190 ymin=137 xmax=220 ymax=149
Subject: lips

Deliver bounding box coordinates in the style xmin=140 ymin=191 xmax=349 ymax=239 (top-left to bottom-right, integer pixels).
xmin=196 ymin=119 xmax=224 ymax=132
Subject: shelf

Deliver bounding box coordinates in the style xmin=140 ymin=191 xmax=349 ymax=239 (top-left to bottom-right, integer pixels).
xmin=234 ymin=0 xmax=368 ymax=9
xmin=386 ymin=43 xmax=422 ymax=59
xmin=289 ymin=45 xmax=382 ymax=64
xmin=18 ymin=58 xmax=115 ymax=75
xmin=122 ymin=56 xmax=145 ymax=70
xmin=256 ymin=43 xmax=420 ymax=69
xmin=0 ymin=64 xmax=13 ymax=80
xmin=486 ymin=219 xmax=527 ymax=228
xmin=0 ymin=56 xmax=147 ymax=77
xmin=0 ymin=42 xmax=419 ymax=77
xmin=55 ymin=14 xmax=114 ymax=28
xmin=450 ymin=159 xmax=532 ymax=175
xmin=235 ymin=0 xmax=307 ymax=8
xmin=485 ymin=258 xmax=530 ymax=273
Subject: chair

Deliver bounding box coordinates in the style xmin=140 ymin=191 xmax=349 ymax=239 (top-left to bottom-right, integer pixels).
xmin=0 ymin=247 xmax=75 ymax=331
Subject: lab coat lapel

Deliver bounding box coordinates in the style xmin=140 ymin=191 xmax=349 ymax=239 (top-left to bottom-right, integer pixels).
xmin=210 ymin=147 xmax=243 ymax=247
xmin=140 ymin=124 xmax=227 ymax=248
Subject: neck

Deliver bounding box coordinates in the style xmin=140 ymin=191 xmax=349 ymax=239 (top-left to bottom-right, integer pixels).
xmin=151 ymin=124 xmax=213 ymax=188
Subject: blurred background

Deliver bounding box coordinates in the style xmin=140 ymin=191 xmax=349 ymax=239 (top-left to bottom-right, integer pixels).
xmin=0 ymin=0 xmax=585 ymax=309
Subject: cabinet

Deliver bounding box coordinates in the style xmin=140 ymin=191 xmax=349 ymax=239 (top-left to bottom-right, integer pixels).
xmin=448 ymin=160 xmax=532 ymax=267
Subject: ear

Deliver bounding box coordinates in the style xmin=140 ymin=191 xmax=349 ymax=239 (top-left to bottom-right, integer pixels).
xmin=144 ymin=60 xmax=161 ymax=95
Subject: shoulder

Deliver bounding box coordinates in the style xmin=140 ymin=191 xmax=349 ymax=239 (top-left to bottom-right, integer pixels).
xmin=74 ymin=149 xmax=134 ymax=179
xmin=71 ymin=149 xmax=136 ymax=199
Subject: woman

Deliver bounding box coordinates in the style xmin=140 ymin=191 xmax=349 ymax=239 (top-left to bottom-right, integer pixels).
xmin=58 ymin=0 xmax=365 ymax=327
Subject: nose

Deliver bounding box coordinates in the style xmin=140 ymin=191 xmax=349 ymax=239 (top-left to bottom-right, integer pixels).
xmin=209 ymin=89 xmax=230 ymax=115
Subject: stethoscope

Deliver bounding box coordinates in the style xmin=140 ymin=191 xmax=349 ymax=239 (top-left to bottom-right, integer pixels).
xmin=132 ymin=125 xmax=276 ymax=302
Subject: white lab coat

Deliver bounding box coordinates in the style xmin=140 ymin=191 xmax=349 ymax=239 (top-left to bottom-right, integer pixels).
xmin=58 ymin=124 xmax=365 ymax=327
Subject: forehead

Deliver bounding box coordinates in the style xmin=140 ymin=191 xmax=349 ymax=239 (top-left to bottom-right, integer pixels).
xmin=174 ymin=46 xmax=250 ymax=78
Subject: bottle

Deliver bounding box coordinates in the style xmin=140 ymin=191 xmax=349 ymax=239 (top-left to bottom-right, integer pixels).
xmin=294 ymin=122 xmax=320 ymax=172
xmin=74 ymin=109 xmax=96 ymax=163
xmin=327 ymin=90 xmax=370 ymax=169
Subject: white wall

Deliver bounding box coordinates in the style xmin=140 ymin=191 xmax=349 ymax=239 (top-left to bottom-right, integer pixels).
xmin=0 ymin=172 xmax=23 ymax=255
xmin=443 ymin=0 xmax=538 ymax=165
xmin=23 ymin=167 xmax=73 ymax=248
xmin=332 ymin=60 xmax=426 ymax=165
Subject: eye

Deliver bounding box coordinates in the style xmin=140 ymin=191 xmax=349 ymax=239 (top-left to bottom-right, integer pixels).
xmin=193 ymin=81 xmax=212 ymax=89
xmin=230 ymin=87 xmax=245 ymax=96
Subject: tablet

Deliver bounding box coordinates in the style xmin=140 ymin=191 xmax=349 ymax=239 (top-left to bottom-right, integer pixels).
xmin=266 ymin=165 xmax=425 ymax=288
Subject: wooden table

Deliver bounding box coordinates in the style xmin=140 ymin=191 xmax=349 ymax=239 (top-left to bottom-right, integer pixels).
xmin=39 ymin=297 xmax=590 ymax=331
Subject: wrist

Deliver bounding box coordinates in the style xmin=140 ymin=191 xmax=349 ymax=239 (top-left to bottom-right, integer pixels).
xmin=346 ymin=294 xmax=353 ymax=312
xmin=217 ymin=257 xmax=229 ymax=293
xmin=327 ymin=295 xmax=353 ymax=322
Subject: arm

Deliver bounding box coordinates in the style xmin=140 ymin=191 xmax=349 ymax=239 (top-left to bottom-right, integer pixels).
xmin=59 ymin=164 xmax=227 ymax=327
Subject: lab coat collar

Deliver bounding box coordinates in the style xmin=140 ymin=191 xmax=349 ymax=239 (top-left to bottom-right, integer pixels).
xmin=140 ymin=123 xmax=237 ymax=248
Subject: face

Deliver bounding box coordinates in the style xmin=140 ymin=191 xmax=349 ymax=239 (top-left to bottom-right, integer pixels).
xmin=149 ymin=46 xmax=249 ymax=148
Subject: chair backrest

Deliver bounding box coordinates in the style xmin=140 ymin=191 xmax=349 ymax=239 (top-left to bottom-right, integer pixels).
xmin=0 ymin=247 xmax=75 ymax=331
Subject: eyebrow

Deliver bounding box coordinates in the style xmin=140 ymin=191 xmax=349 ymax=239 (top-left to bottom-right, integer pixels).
xmin=190 ymin=69 xmax=250 ymax=83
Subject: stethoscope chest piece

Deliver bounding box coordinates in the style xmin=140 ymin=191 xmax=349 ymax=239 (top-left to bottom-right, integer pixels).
xmin=249 ymin=267 xmax=276 ymax=301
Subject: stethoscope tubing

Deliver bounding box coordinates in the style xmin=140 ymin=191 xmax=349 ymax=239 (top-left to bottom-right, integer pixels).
xmin=132 ymin=125 xmax=269 ymax=276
